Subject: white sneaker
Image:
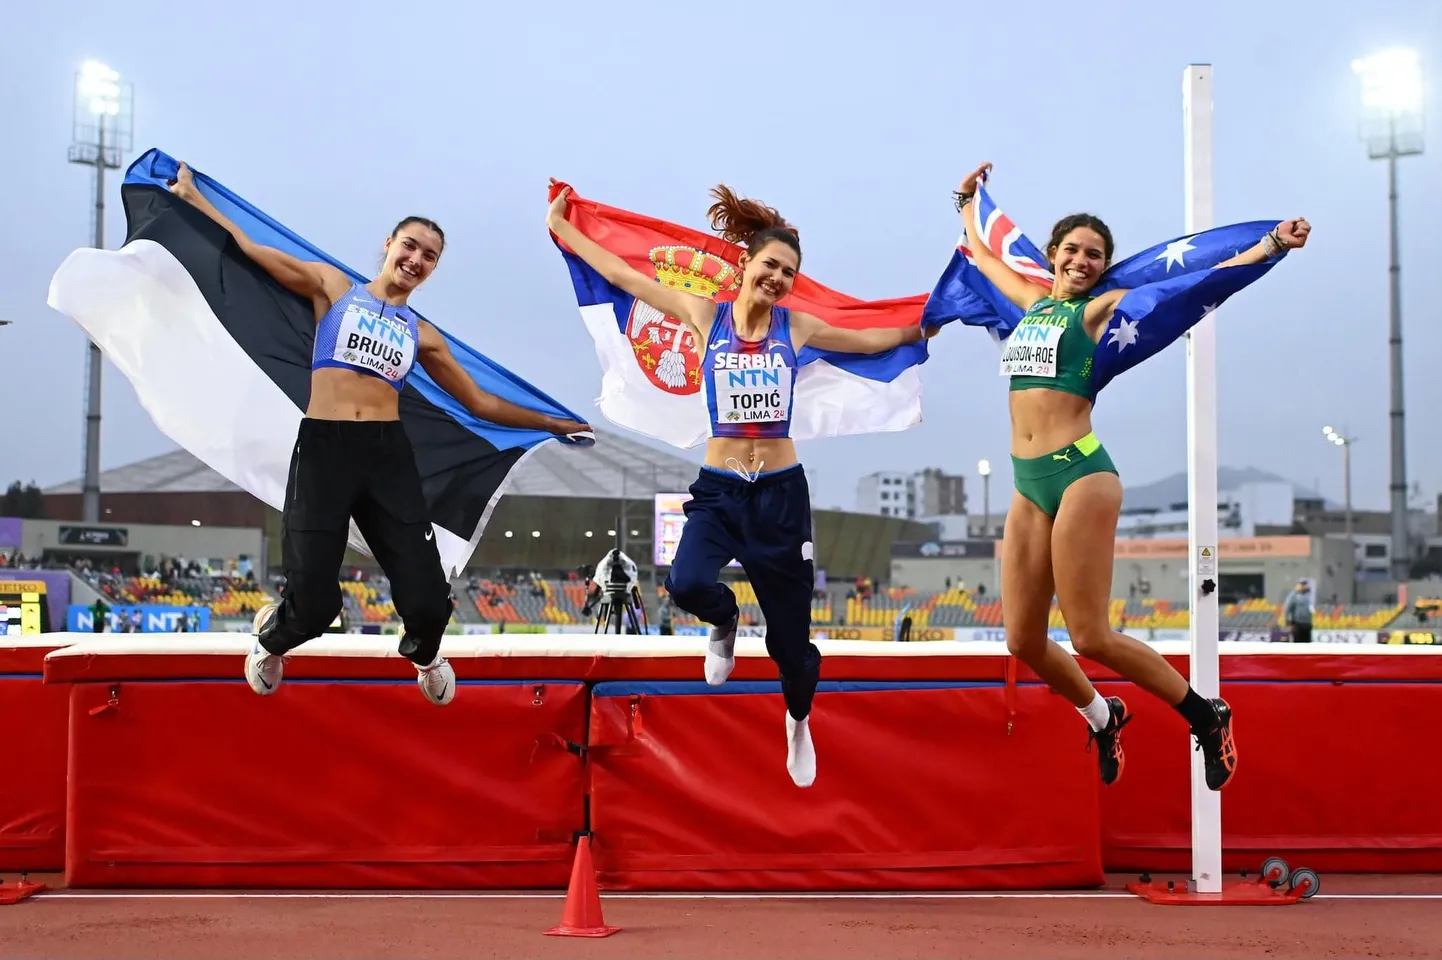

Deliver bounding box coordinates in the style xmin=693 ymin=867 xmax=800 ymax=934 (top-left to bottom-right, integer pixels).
xmin=704 ymin=614 xmax=738 ymax=686
xmin=416 ymin=655 xmax=456 ymax=706
xmin=245 ymin=603 xmax=283 ymax=696
xmin=785 ymin=711 xmax=816 ymax=788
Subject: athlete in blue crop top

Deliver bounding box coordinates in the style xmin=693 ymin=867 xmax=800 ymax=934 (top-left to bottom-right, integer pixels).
xmin=166 ymin=162 xmax=589 ymax=707
xmin=549 ymin=181 xmax=936 ymax=788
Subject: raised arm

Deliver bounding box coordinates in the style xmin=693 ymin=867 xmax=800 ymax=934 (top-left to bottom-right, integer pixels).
xmin=546 ymin=182 xmax=717 ymax=344
xmin=416 ymin=322 xmax=591 ymax=436
xmin=167 ymin=162 xmax=350 ymax=308
xmin=792 ymin=311 xmax=934 ymax=355
xmin=1216 ymin=218 xmax=1311 ymax=268
xmin=954 ymin=163 xmax=1047 ymax=313
xmin=1082 ymin=217 xmax=1311 ymax=337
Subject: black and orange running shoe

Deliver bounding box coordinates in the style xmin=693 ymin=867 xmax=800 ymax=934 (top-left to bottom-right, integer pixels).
xmin=1192 ymin=698 xmax=1237 ymax=790
xmin=1087 ymin=697 xmax=1131 ymax=786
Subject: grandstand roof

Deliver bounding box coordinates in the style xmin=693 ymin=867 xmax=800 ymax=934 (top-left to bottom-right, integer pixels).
xmin=45 ymin=429 xmax=706 ymax=500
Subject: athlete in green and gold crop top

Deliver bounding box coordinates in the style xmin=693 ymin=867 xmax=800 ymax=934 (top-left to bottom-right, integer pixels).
xmin=948 ymin=159 xmax=1314 ymax=801
xmin=1002 ymin=296 xmax=1095 ymax=400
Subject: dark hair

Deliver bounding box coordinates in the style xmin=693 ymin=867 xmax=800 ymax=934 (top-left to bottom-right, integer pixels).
xmin=1046 ymin=213 xmax=1113 ymax=265
xmin=705 ymin=185 xmax=800 ymax=263
xmin=391 ymin=216 xmax=446 ymax=252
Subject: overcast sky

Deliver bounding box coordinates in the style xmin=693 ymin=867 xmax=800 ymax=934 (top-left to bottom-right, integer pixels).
xmin=3 ymin=0 xmax=1438 ymax=515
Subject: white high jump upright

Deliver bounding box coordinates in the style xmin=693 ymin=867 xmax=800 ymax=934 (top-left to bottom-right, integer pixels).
xmin=1183 ymin=63 xmax=1223 ymax=893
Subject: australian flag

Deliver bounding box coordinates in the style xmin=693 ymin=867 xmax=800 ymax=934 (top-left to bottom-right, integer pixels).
xmin=920 ymin=174 xmax=1287 ymax=395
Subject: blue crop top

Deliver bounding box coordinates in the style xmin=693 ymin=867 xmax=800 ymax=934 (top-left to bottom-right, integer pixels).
xmin=702 ymin=302 xmax=798 ymax=439
xmin=311 ymin=284 xmax=421 ymax=391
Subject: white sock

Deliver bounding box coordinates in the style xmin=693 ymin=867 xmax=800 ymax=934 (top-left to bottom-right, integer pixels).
xmin=1078 ymin=692 xmax=1111 ymax=732
xmin=785 ymin=712 xmax=816 ymax=788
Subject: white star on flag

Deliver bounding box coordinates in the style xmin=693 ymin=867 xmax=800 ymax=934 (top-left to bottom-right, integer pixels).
xmin=1200 ymin=303 xmax=1219 ymax=321
xmin=1156 ymin=236 xmax=1197 ymax=270
xmin=1108 ymin=318 xmax=1139 ymax=351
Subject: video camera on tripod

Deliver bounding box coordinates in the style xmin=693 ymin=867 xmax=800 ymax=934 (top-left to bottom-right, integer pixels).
xmin=584 ymin=546 xmax=647 ymax=635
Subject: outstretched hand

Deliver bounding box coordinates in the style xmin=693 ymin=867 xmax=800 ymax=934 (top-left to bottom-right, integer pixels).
xmin=167 ymin=162 xmax=199 ymax=202
xmin=1275 ymin=217 xmax=1311 ymax=250
xmin=958 ymin=162 xmax=992 ymax=198
xmin=546 ymin=179 xmax=572 ymax=231
xmin=550 ymin=417 xmax=591 ymax=436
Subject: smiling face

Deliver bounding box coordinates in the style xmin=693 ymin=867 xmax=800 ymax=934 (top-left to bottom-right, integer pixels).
xmin=1050 ymin=227 xmax=1109 ymax=297
xmin=1045 ymin=214 xmax=1114 ymax=299
xmin=382 ymin=218 xmax=445 ymax=293
xmin=739 ymin=237 xmax=800 ymax=308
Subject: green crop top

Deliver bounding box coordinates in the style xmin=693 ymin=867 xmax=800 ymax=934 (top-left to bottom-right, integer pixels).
xmin=1003 ymin=296 xmax=1096 ymax=400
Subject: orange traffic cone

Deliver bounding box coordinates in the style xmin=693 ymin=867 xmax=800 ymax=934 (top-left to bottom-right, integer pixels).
xmin=544 ymin=835 xmax=620 ymax=938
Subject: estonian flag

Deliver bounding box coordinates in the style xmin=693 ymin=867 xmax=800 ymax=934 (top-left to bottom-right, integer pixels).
xmin=549 ymin=181 xmax=931 ymax=449
xmin=47 ymin=148 xmax=591 ymax=579
xmin=920 ymin=173 xmax=1287 ymax=397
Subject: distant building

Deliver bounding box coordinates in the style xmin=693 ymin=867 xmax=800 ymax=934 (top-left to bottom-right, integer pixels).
xmin=856 ymin=468 xmax=967 ymax=521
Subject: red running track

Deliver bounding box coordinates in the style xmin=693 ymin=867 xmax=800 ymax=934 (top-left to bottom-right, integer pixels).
xmin=4 ymin=874 xmax=1442 ymax=959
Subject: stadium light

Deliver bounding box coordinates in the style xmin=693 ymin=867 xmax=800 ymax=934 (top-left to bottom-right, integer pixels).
xmin=531 ymin=530 xmax=540 ymax=538
xmin=977 ymin=459 xmax=992 ymax=539
xmin=504 ymin=530 xmax=513 ymax=538
xmin=585 ymin=530 xmax=594 ymax=538
xmin=1352 ymin=47 xmax=1423 ymax=581
xmin=79 ymin=61 xmax=121 ymax=116
xmin=68 ymin=59 xmax=135 ymax=525
xmin=1353 ymin=49 xmax=1424 ymax=125
xmin=1323 ymin=425 xmax=1358 ymax=600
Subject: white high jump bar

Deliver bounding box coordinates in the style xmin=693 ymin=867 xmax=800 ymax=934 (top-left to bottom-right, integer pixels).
xmin=1183 ymin=63 xmax=1222 ymax=893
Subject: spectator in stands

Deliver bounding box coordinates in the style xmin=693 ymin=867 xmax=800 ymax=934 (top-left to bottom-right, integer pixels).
xmin=1283 ymin=582 xmax=1313 ymax=644
xmin=895 ymin=603 xmax=913 ymax=642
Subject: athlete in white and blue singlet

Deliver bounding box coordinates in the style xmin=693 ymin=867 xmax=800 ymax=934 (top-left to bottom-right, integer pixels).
xmin=167 ymin=162 xmax=589 ymax=705
xmin=548 ymin=182 xmax=936 ymax=787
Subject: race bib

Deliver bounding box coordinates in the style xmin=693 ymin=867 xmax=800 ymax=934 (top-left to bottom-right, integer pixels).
xmin=1000 ymin=321 xmax=1064 ymax=378
xmin=711 ymin=357 xmax=793 ymax=425
xmin=333 ymin=304 xmax=416 ymax=383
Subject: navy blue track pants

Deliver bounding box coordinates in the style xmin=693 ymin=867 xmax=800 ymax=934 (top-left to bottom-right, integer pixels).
xmin=663 ymin=464 xmax=820 ymax=720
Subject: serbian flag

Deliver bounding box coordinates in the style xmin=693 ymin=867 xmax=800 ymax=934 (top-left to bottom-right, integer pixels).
xmin=549 ymin=181 xmax=930 ymax=449
xmin=920 ymin=173 xmax=1287 ymax=397
xmin=46 ymin=148 xmax=590 ymax=579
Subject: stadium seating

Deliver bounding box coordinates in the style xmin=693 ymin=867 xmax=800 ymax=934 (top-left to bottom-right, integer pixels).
xmin=1310 ymin=602 xmax=1404 ymax=630
xmin=89 ymin=573 xmax=274 ymax=621
xmin=65 ymin=563 xmax=1412 ymax=635
xmin=340 ymin=580 xmax=396 ymax=623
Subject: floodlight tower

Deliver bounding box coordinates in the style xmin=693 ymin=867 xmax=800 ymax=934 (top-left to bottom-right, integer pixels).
xmin=1351 ymin=48 xmax=1423 ymax=582
xmin=68 ymin=60 xmax=134 ymax=522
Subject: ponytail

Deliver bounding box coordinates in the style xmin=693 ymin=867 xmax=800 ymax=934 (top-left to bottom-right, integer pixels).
xmin=706 ymin=185 xmax=801 ymax=261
